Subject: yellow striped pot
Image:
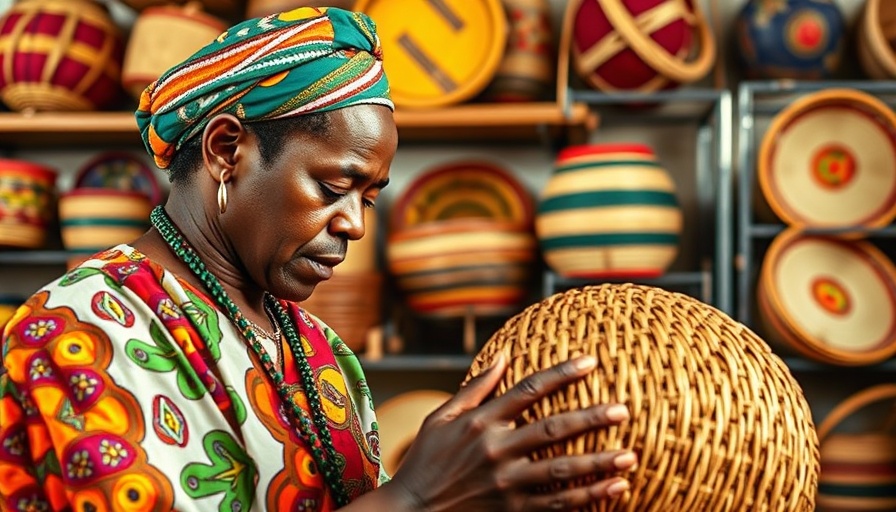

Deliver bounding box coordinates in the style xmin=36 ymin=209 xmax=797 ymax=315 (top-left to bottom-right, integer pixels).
xmin=58 ymin=188 xmax=153 ymax=252
xmin=536 ymin=144 xmax=682 ymax=278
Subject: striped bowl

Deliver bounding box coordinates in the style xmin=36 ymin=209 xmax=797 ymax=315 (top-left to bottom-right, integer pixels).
xmin=0 ymin=159 xmax=57 ymax=249
xmin=535 ymin=144 xmax=682 ymax=278
xmin=386 ymin=218 xmax=537 ymax=318
xmin=58 ymin=188 xmax=152 ymax=252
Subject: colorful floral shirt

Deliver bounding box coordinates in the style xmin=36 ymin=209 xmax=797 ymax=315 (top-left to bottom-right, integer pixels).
xmin=0 ymin=245 xmax=385 ymax=511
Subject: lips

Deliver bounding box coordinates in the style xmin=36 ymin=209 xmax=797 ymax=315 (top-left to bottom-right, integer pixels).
xmin=305 ymin=255 xmax=343 ymax=280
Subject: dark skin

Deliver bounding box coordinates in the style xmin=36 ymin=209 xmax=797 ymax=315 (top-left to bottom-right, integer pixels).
xmin=133 ymin=104 xmax=638 ymax=511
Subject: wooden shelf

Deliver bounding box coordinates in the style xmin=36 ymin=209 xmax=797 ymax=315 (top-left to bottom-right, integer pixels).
xmin=0 ymin=102 xmax=597 ymax=148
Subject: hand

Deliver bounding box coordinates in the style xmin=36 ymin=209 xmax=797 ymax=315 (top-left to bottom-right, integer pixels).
xmin=385 ymin=355 xmax=637 ymax=512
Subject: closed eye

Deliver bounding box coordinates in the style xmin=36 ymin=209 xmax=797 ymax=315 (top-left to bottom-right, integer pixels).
xmin=318 ymin=182 xmax=344 ymax=202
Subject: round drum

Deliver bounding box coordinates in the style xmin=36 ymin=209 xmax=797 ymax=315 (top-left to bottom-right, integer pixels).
xmin=759 ymin=88 xmax=896 ymax=230
xmin=735 ymin=0 xmax=846 ymax=80
xmin=122 ymin=4 xmax=227 ymax=101
xmin=568 ymin=0 xmax=715 ymax=92
xmin=465 ymin=284 xmax=819 ymax=511
xmin=758 ymin=229 xmax=896 ymax=366
xmin=536 ymin=143 xmax=682 ymax=278
xmin=354 ymin=0 xmax=507 ymax=108
xmin=0 ymin=0 xmax=124 ymax=112
xmin=58 ymin=189 xmax=153 ymax=252
xmin=857 ymin=0 xmax=896 ymax=80
xmin=0 ymin=159 xmax=57 ymax=249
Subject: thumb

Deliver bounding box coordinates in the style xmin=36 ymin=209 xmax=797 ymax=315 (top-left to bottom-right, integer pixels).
xmin=446 ymin=353 xmax=507 ymax=415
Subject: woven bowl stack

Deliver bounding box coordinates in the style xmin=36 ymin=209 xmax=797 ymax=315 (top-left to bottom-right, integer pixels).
xmin=465 ymin=283 xmax=819 ymax=511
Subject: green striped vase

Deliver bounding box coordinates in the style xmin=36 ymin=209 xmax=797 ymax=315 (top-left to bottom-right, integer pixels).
xmin=536 ymin=144 xmax=682 ymax=278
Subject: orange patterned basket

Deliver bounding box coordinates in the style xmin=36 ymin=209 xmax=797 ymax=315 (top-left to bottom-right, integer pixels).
xmin=465 ymin=284 xmax=819 ymax=511
xmin=0 ymin=0 xmax=124 ymax=112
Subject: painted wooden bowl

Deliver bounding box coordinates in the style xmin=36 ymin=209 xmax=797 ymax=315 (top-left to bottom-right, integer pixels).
xmin=386 ymin=218 xmax=537 ymax=318
xmin=758 ymin=88 xmax=896 ymax=230
xmin=58 ymin=189 xmax=153 ymax=252
xmin=122 ymin=4 xmax=227 ymax=101
xmin=536 ymin=143 xmax=682 ymax=278
xmin=390 ymin=160 xmax=534 ymax=232
xmin=735 ymin=0 xmax=846 ymax=80
xmin=568 ymin=0 xmax=715 ymax=92
xmin=0 ymin=0 xmax=124 ymax=111
xmin=757 ymin=229 xmax=896 ymax=366
xmin=354 ymin=0 xmax=507 ymax=108
xmin=465 ymin=283 xmax=818 ymax=511
xmin=73 ymin=151 xmax=164 ymax=206
xmin=0 ymin=159 xmax=57 ymax=249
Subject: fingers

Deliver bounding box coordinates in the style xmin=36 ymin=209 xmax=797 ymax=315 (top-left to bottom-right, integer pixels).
xmin=520 ymin=476 xmax=631 ymax=511
xmin=498 ymin=403 xmax=631 ymax=457
xmin=486 ymin=356 xmax=598 ymax=422
xmin=507 ymin=450 xmax=637 ymax=488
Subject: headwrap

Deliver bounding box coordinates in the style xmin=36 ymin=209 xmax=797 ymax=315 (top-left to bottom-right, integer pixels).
xmin=135 ymin=7 xmax=394 ymax=170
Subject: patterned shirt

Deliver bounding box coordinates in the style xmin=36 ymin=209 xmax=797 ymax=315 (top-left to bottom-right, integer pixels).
xmin=0 ymin=245 xmax=384 ymax=511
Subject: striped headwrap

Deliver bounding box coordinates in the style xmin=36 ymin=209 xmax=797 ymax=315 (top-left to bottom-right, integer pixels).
xmin=135 ymin=7 xmax=393 ymax=170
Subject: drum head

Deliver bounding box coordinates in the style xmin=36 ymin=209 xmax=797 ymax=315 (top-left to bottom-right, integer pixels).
xmin=762 ymin=229 xmax=896 ymax=362
xmin=759 ymin=88 xmax=896 ymax=229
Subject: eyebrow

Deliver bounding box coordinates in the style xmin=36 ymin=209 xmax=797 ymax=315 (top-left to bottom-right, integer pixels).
xmin=342 ymin=166 xmax=390 ymax=189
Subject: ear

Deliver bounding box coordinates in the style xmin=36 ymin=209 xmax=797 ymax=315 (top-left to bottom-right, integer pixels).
xmin=201 ymin=113 xmax=247 ymax=184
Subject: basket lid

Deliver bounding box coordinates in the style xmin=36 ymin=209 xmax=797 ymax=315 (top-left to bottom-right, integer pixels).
xmin=759 ymin=88 xmax=896 ymax=229
xmin=355 ymin=0 xmax=507 ymax=108
xmin=761 ymin=229 xmax=896 ymax=361
xmin=0 ymin=159 xmax=57 ymax=182
xmin=390 ymin=160 xmax=533 ymax=231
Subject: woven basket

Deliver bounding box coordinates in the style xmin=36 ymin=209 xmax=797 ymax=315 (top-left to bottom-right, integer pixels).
xmin=0 ymin=0 xmax=124 ymax=112
xmin=857 ymin=0 xmax=896 ymax=79
xmin=465 ymin=283 xmax=818 ymax=511
xmin=817 ymin=384 xmax=896 ymax=511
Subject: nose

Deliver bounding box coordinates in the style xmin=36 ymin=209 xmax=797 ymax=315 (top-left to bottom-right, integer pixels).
xmin=330 ymin=197 xmax=366 ymax=241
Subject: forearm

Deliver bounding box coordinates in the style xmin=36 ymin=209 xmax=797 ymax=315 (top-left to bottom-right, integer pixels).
xmin=338 ymin=480 xmax=422 ymax=512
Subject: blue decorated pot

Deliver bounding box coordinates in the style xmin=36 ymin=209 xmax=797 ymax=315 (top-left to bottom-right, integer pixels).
xmin=734 ymin=0 xmax=846 ymax=80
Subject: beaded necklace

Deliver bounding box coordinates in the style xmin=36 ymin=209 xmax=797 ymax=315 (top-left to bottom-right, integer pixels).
xmin=149 ymin=206 xmax=350 ymax=507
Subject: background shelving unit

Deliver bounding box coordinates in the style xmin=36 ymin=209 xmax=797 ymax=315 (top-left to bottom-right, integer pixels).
xmin=542 ymin=87 xmax=734 ymax=316
xmin=735 ymin=80 xmax=896 ymax=422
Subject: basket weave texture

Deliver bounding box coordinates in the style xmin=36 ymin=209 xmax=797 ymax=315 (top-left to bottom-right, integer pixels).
xmin=465 ymin=283 xmax=819 ymax=511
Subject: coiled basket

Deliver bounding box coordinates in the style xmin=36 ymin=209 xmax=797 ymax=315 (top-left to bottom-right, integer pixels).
xmin=465 ymin=284 xmax=819 ymax=511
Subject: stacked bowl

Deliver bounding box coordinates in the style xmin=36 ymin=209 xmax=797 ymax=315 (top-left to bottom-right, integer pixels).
xmin=386 ymin=161 xmax=536 ymax=318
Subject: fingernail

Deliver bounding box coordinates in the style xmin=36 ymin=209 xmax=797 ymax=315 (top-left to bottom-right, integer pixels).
xmin=488 ymin=353 xmax=505 ymax=370
xmin=613 ymin=452 xmax=637 ymax=469
xmin=573 ymin=355 xmax=596 ymax=371
xmin=608 ymin=479 xmax=630 ymax=497
xmin=606 ymin=404 xmax=630 ymax=422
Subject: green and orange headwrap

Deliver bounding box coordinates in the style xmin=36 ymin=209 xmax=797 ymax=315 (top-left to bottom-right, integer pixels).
xmin=135 ymin=7 xmax=393 ymax=170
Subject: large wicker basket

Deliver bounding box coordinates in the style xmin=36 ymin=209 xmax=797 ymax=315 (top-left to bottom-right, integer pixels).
xmin=465 ymin=283 xmax=819 ymax=511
